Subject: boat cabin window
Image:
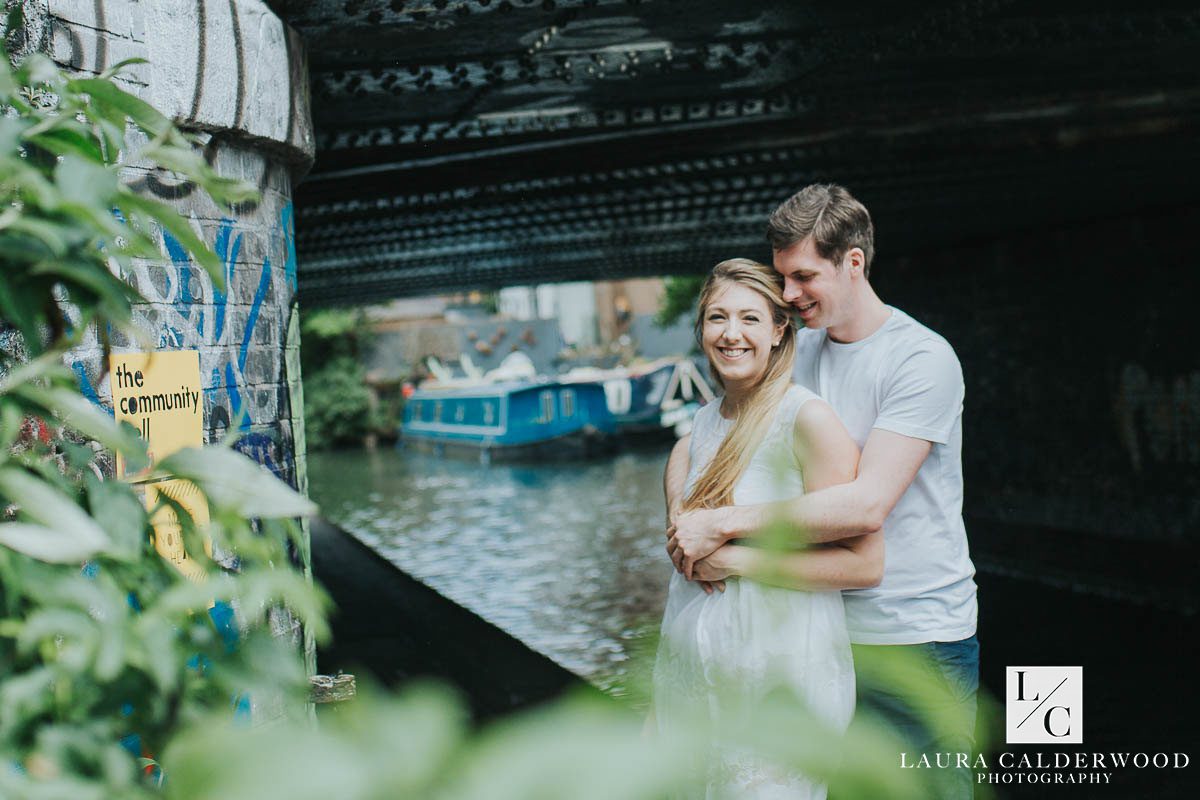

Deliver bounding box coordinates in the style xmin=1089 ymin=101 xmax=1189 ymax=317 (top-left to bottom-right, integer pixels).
xmin=539 ymin=390 xmax=555 ymax=424
xmin=433 ymin=401 xmax=443 ymax=423
xmin=454 ymin=403 xmax=465 ymax=423
xmin=413 ymin=401 xmax=423 ymax=422
xmin=560 ymin=389 xmax=576 ymax=418
xmin=483 ymin=401 xmax=495 ymax=425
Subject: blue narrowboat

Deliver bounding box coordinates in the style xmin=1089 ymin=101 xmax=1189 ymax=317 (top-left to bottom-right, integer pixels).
xmin=562 ymin=357 xmax=715 ymax=440
xmin=400 ymin=381 xmax=616 ymax=459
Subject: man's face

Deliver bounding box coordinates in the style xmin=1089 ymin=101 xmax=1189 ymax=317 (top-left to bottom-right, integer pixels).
xmin=773 ymin=238 xmax=855 ymax=330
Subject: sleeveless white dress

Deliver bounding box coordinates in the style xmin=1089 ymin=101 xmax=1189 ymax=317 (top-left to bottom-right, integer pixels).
xmin=653 ymin=385 xmax=855 ymax=800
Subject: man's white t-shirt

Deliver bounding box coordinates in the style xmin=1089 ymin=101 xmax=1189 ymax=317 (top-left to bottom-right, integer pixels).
xmin=792 ymin=306 xmax=978 ymax=645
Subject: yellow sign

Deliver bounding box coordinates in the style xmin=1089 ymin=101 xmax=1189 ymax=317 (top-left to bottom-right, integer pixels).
xmin=110 ymin=351 xmax=207 ymax=580
xmin=110 ymin=350 xmax=204 ymax=471
xmin=145 ymin=479 xmax=210 ymax=582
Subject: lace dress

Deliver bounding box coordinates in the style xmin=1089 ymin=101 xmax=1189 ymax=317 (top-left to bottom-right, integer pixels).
xmin=653 ymin=385 xmax=855 ymax=800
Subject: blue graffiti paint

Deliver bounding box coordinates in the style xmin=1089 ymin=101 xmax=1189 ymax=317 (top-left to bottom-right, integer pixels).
xmin=280 ymin=203 xmax=297 ymax=291
xmin=232 ymin=691 xmax=252 ymax=726
xmin=158 ymin=325 xmax=184 ymax=349
xmin=234 ymin=431 xmax=284 ymax=479
xmin=239 ymin=257 xmax=272 ymax=373
xmin=118 ymin=733 xmax=141 ymax=758
xmin=162 ymin=231 xmax=202 ymax=335
xmin=209 ymin=601 xmax=240 ymax=652
xmin=71 ymin=361 xmax=112 ymax=414
xmin=212 ymin=219 xmax=242 ymax=343
xmin=225 ymin=361 xmax=250 ymax=430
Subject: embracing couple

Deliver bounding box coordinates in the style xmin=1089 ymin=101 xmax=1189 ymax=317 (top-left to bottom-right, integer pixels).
xmin=651 ymin=184 xmax=979 ymax=799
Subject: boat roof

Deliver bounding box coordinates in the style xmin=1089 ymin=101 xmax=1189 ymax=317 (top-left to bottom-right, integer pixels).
xmin=409 ymin=380 xmax=585 ymax=400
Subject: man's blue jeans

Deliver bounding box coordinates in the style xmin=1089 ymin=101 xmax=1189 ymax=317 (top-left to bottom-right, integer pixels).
xmin=852 ymin=636 xmax=980 ymax=800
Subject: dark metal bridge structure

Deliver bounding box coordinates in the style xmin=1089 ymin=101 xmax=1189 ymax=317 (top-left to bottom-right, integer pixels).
xmin=272 ymin=0 xmax=1198 ymax=644
xmin=274 ymin=0 xmax=1199 ymax=305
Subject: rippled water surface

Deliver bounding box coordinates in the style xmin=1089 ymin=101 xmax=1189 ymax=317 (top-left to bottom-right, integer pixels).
xmin=308 ymin=446 xmax=676 ymax=692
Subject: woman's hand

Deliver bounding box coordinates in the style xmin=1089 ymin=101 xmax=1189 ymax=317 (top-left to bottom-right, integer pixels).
xmin=667 ymin=507 xmax=730 ymax=578
xmin=690 ymin=545 xmax=742 ymax=590
xmin=666 ymin=519 xmax=722 ymax=595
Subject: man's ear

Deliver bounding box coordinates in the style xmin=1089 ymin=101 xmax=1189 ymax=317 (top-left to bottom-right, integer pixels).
xmin=845 ymin=247 xmax=866 ymax=275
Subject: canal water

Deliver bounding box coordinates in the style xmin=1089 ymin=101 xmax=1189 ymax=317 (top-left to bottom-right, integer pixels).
xmin=307 ymin=445 xmax=676 ymax=695
xmin=308 ymin=446 xmax=1200 ymax=798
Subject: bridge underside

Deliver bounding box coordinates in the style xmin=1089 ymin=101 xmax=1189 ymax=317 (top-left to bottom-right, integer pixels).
xmin=274 ymin=0 xmax=1200 ymax=306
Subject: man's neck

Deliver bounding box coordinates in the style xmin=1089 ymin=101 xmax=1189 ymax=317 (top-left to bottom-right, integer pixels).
xmin=826 ymin=289 xmax=890 ymax=344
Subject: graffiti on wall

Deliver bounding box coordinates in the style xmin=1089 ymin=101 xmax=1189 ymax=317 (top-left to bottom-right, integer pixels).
xmin=70 ymin=197 xmax=300 ymax=487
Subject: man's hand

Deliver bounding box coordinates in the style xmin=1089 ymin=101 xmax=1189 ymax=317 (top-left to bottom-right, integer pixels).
xmin=667 ymin=507 xmax=729 ymax=580
xmin=691 ymin=545 xmax=738 ymax=588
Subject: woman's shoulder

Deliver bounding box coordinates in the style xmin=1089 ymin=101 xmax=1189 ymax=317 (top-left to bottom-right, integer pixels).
xmin=775 ymin=384 xmax=838 ymax=439
xmin=777 ymin=383 xmax=822 ymax=420
xmin=689 ymin=396 xmax=727 ymax=438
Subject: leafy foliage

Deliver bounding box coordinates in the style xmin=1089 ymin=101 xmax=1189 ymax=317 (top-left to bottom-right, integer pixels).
xmin=654 ymin=274 xmax=706 ymax=329
xmin=299 ymin=310 xmax=374 ymax=450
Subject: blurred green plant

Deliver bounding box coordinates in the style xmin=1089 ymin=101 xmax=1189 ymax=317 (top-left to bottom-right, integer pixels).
xmin=654 ymin=275 xmax=706 ymax=330
xmin=299 ymin=310 xmax=375 ymax=450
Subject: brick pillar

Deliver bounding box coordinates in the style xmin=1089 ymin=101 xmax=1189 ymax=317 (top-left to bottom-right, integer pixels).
xmin=46 ymin=0 xmax=318 ymax=701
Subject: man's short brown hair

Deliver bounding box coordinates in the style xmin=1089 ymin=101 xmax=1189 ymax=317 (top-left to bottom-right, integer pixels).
xmin=766 ymin=184 xmax=875 ymax=276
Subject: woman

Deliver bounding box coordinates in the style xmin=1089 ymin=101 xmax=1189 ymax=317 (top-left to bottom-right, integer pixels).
xmin=652 ymin=258 xmax=883 ymax=799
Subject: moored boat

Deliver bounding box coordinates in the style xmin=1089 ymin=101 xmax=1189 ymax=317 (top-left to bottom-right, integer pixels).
xmin=561 ymin=357 xmax=715 ymax=440
xmin=400 ymin=380 xmax=616 ymax=460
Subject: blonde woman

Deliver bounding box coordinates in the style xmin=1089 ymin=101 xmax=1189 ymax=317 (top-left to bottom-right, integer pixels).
xmin=652 ymin=259 xmax=883 ymax=799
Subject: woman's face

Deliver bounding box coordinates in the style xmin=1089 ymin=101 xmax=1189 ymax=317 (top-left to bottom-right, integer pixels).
xmin=701 ymin=281 xmax=784 ymax=390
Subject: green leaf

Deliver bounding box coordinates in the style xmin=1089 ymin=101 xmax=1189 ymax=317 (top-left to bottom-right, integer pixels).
xmin=0 ymin=351 xmax=70 ymax=396
xmin=235 ymin=570 xmax=330 ymax=643
xmin=0 ymin=117 xmax=24 ymax=154
xmin=158 ymin=447 xmax=318 ymax=519
xmin=87 ymin=476 xmax=148 ymax=559
xmin=97 ymin=57 xmax=150 ymax=83
xmin=0 ymin=521 xmax=105 ymax=563
xmin=0 ymin=403 xmax=23 ymax=451
xmin=4 ymin=216 xmax=72 ymax=255
xmin=16 ymin=385 xmax=147 ymax=467
xmin=55 ymin=155 xmax=119 ymax=207
xmin=22 ymin=53 xmax=63 ymax=87
xmin=4 ymin=159 xmax=63 ymax=210
xmin=32 ymin=258 xmax=141 ymax=333
xmin=0 ymin=468 xmax=111 ymax=554
xmin=139 ymin=140 xmax=259 ymax=208
xmin=117 ymin=192 xmax=221 ymax=277
xmin=0 ymin=276 xmax=44 ymax=356
xmin=68 ymin=77 xmax=170 ymax=137
xmin=0 ymin=667 xmax=54 ymax=739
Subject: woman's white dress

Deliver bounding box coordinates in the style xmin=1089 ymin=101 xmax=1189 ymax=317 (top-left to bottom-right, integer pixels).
xmin=653 ymin=385 xmax=855 ymax=800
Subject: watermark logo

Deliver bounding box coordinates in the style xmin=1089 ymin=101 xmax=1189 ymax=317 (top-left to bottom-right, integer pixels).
xmin=1006 ymin=666 xmax=1082 ymax=744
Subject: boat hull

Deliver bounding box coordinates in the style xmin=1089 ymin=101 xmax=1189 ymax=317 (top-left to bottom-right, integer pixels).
xmin=400 ymin=380 xmax=617 ymax=461
xmin=400 ymin=426 xmax=616 ymax=462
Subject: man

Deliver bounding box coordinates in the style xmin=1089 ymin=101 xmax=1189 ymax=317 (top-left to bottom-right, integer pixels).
xmin=666 ymin=183 xmax=979 ymax=798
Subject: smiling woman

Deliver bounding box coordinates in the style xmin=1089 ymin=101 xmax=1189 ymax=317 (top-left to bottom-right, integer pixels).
xmin=652 ymin=258 xmax=875 ymax=799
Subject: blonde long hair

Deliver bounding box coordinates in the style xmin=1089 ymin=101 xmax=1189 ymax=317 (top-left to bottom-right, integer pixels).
xmin=683 ymin=258 xmax=796 ymax=511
